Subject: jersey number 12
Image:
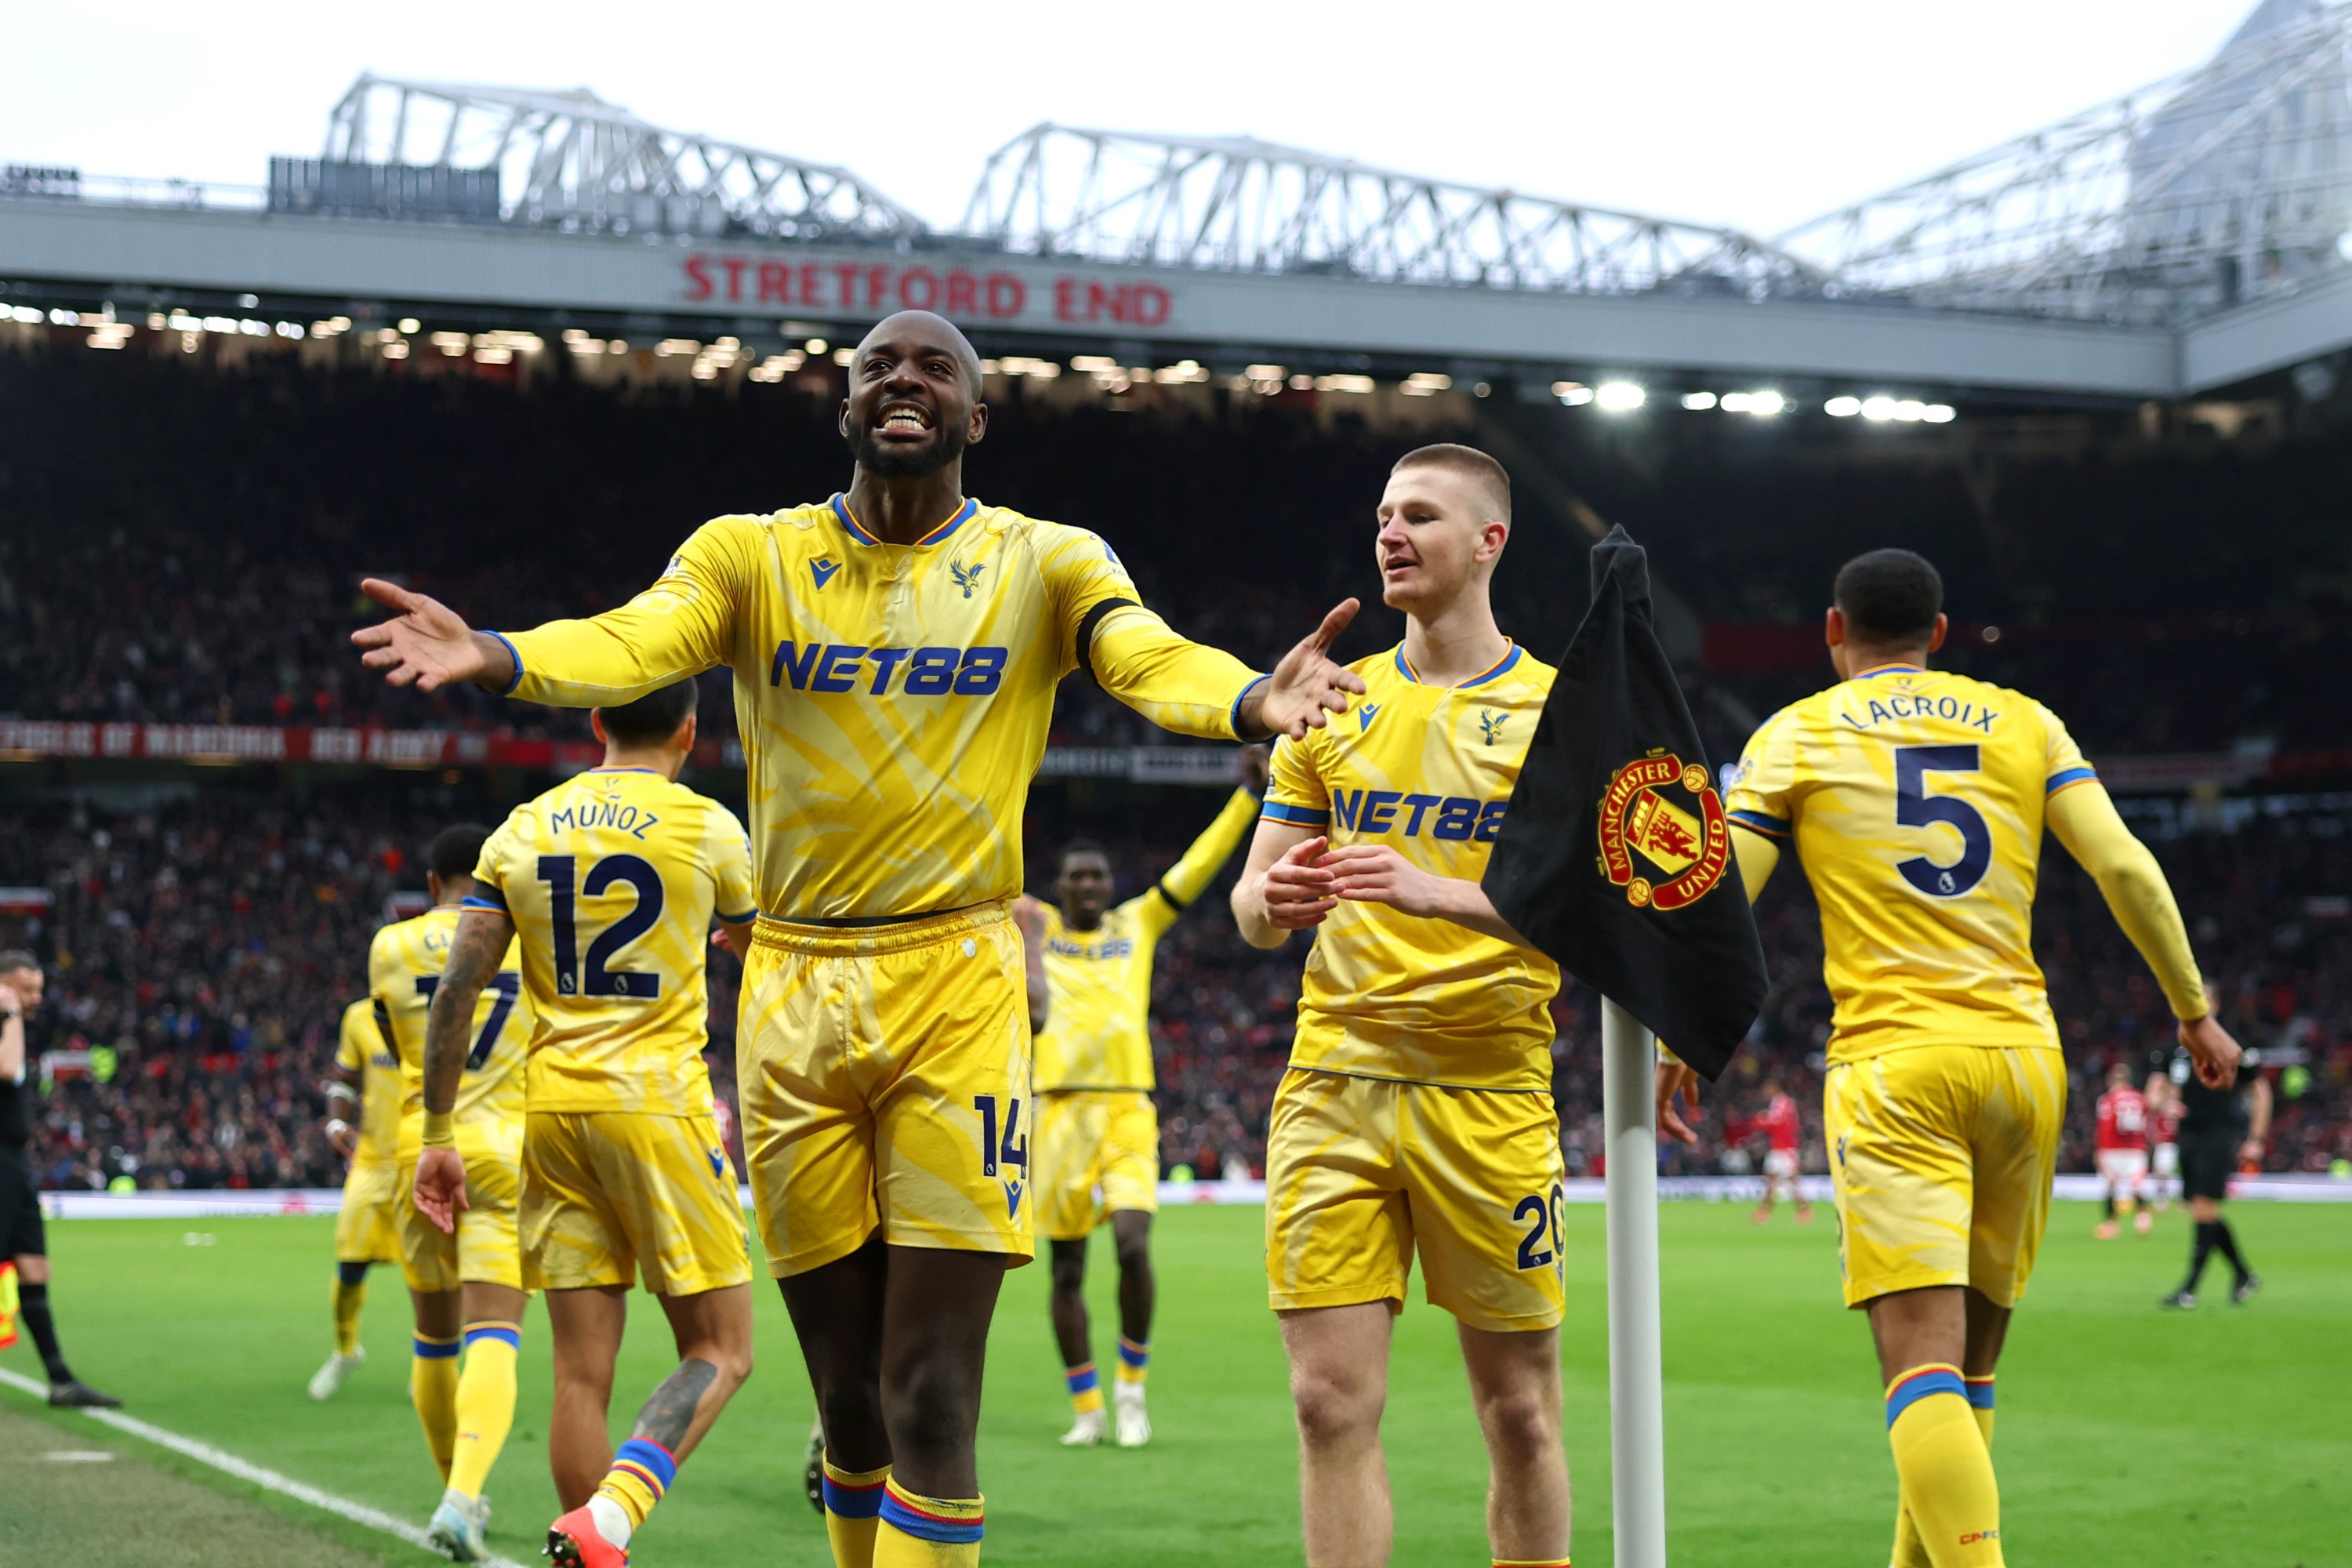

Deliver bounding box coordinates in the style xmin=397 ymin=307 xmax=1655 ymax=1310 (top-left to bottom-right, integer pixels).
xmin=536 ymin=855 xmax=665 ymax=998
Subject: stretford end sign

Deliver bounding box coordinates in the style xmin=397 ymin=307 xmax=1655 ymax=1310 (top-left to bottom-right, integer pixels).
xmin=681 ymin=252 xmax=1174 ymax=329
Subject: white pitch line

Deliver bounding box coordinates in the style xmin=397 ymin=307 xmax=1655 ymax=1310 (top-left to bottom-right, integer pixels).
xmin=0 ymin=1365 xmax=531 ymax=1567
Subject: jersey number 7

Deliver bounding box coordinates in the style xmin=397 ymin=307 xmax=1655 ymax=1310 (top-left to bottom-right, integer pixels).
xmin=1894 ymin=744 xmax=1991 ymax=898
xmin=537 ymin=855 xmax=666 ymax=999
xmin=411 ymin=973 xmax=520 ymax=1069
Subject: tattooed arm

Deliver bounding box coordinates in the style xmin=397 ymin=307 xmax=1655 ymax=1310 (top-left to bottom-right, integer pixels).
xmin=412 ymin=906 xmax=515 ymax=1232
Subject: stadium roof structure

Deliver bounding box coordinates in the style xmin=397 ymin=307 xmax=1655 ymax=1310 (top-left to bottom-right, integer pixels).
xmin=1780 ymin=0 xmax=2352 ymax=327
xmin=5 ymin=4 xmax=2352 ymax=403
xmin=958 ymin=124 xmax=1825 ymax=302
xmin=315 ymin=74 xmax=924 ymax=242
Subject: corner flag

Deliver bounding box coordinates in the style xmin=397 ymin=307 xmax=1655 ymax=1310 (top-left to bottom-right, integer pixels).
xmin=1482 ymin=525 xmax=1768 ymax=1078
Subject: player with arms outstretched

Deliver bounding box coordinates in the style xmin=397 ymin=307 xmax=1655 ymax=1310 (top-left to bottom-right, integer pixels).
xmin=1749 ymin=1078 xmax=1811 ymax=1224
xmin=354 ymin=309 xmax=1363 ymax=1568
xmin=1233 ymin=445 xmax=1572 ymax=1568
xmin=1022 ymin=747 xmax=1267 ymax=1450
xmin=309 ymin=996 xmax=405 ymax=1399
xmin=2092 ymin=1062 xmax=2151 ymax=1239
xmin=368 ymin=825 xmax=535 ymax=1560
xmin=417 ymin=678 xmax=760 ymax=1566
xmin=1657 ymin=549 xmax=2239 ymax=1568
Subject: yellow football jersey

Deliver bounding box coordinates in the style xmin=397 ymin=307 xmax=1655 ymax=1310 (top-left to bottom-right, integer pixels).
xmin=501 ymin=498 xmax=1265 ymax=921
xmin=1262 ymin=643 xmax=1563 ymax=1091
xmin=1033 ymin=786 xmax=1259 ymax=1092
xmin=1725 ymin=662 xmax=2097 ymax=1062
xmin=366 ymin=906 xmax=531 ymax=1157
xmin=332 ymin=997 xmax=404 ymax=1169
xmin=472 ymin=767 xmax=756 ymax=1116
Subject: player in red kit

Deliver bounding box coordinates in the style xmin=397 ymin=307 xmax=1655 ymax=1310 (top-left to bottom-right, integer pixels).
xmin=2144 ymin=1069 xmax=2181 ymax=1212
xmin=2093 ymin=1062 xmax=2151 ymax=1239
xmin=1751 ymin=1080 xmax=1811 ymax=1224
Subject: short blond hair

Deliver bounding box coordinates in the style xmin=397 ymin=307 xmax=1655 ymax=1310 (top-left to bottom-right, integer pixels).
xmin=1392 ymin=443 xmax=1511 ymax=523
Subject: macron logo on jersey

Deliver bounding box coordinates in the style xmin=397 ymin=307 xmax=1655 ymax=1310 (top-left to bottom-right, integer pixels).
xmin=811 ymin=558 xmax=841 ymax=590
xmin=1358 ymin=702 xmax=1381 ymax=731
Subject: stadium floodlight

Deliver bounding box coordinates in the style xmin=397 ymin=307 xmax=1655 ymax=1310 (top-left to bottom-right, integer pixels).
xmin=1719 ymin=390 xmax=1786 ymax=416
xmin=1860 ymin=396 xmax=1900 ymax=422
xmin=1780 ymin=0 xmax=2352 ymax=324
xmin=319 ymin=74 xmax=923 ymax=242
xmin=1824 ymin=395 xmax=1863 ymax=417
xmin=1680 ymin=391 xmax=1718 ymax=410
xmin=1924 ymin=404 xmax=1958 ymax=423
xmin=1595 ymin=381 xmax=1646 ymax=412
xmin=960 ymin=125 xmax=1824 ymax=299
xmin=1552 ymin=380 xmax=1595 ymax=405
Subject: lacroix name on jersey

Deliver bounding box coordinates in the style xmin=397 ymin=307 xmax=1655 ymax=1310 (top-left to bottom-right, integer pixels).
xmin=768 ymin=641 xmax=1008 ymax=695
xmin=1330 ymin=789 xmax=1508 ymax=841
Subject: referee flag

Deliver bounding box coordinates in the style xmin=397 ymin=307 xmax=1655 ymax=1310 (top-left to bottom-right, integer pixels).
xmin=1483 ymin=526 xmax=1767 ymax=1078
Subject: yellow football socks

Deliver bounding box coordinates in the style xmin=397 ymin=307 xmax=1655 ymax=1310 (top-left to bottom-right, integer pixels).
xmin=410 ymin=1332 xmax=462 ymax=1481
xmin=1063 ymin=1361 xmax=1103 ymax=1417
xmin=1494 ymin=1559 xmax=1571 ymax=1566
xmin=445 ymin=1320 xmax=520 ymax=1501
xmin=874 ymin=1478 xmax=982 ymax=1567
xmin=1965 ymin=1374 xmax=1996 ymax=1447
xmin=331 ymin=1268 xmax=368 ymax=1357
xmin=596 ymin=1437 xmax=678 ymax=1533
xmin=1115 ymin=1337 xmax=1149 ymax=1390
xmin=1886 ymin=1364 xmax=2003 ymax=1565
xmin=822 ymin=1457 xmax=890 ymax=1568
xmin=1894 ymin=1373 xmax=1996 ymax=1566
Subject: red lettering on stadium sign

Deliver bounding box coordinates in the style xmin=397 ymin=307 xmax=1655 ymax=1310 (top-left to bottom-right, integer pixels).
xmin=682 ymin=253 xmax=1168 ymax=328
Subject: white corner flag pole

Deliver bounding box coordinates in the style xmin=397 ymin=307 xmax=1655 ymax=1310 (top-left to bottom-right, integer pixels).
xmin=1601 ymin=997 xmax=1668 ymax=1568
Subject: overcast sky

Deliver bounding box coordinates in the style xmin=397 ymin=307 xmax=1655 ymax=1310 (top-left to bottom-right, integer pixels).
xmin=4 ymin=0 xmax=2259 ymax=239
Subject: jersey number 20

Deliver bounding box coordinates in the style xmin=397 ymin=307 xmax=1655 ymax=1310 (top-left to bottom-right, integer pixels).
xmin=536 ymin=855 xmax=665 ymax=998
xmin=1894 ymin=744 xmax=1991 ymax=898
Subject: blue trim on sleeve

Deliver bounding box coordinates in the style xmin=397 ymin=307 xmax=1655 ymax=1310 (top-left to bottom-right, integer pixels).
xmin=717 ymin=908 xmax=757 ymax=925
xmin=1261 ymin=800 xmax=1330 ymax=826
xmin=460 ymin=894 xmax=506 ymax=913
xmin=2045 ymin=765 xmax=2098 ymax=794
xmin=1229 ymin=673 xmax=1271 ymax=740
xmin=1728 ymin=808 xmax=1791 ymax=840
xmin=485 ymin=631 xmax=525 ymax=697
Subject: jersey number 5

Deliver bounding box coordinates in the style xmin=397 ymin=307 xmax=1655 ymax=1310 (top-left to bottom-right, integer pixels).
xmin=1894 ymin=744 xmax=1991 ymax=898
xmin=536 ymin=855 xmax=665 ymax=999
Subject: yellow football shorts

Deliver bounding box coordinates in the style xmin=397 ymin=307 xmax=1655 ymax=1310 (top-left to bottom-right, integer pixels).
xmin=1265 ymin=1067 xmax=1566 ymax=1333
xmin=334 ymin=1160 xmax=401 ymax=1266
xmin=737 ymin=902 xmax=1034 ymax=1278
xmin=1824 ymin=1044 xmax=2066 ymax=1309
xmin=522 ymin=1110 xmax=752 ymax=1297
xmin=1034 ymin=1090 xmax=1160 ymax=1241
xmin=394 ymin=1130 xmax=523 ymax=1294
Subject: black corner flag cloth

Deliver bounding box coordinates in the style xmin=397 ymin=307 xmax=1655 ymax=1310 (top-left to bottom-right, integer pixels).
xmin=1482 ymin=526 xmax=1767 ymax=1080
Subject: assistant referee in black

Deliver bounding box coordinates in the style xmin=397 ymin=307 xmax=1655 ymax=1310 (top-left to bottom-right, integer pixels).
xmin=1 ymin=949 xmax=120 ymax=1405
xmin=2159 ymin=982 xmax=2271 ymax=1308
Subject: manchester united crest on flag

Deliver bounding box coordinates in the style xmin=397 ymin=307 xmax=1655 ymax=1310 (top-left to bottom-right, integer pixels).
xmin=1598 ymin=753 xmax=1731 ymax=910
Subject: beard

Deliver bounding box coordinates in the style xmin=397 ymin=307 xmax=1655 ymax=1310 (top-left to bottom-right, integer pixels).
xmin=846 ymin=419 xmax=967 ymax=479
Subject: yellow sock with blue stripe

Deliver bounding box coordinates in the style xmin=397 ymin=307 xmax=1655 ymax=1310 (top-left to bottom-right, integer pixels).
xmin=595 ymin=1437 xmax=677 ymax=1534
xmin=875 ymin=1479 xmax=982 ymax=1567
xmin=1886 ymin=1364 xmax=2003 ymax=1565
xmin=1064 ymin=1361 xmax=1103 ymax=1417
xmin=331 ymin=1264 xmax=368 ymax=1357
xmin=822 ymin=1457 xmax=890 ymax=1568
xmin=445 ymin=1320 xmax=520 ymax=1501
xmin=1894 ymin=1375 xmax=1995 ymax=1567
xmin=410 ymin=1332 xmax=462 ymax=1482
xmin=1114 ymin=1338 xmax=1149 ymax=1391
xmin=1493 ymin=1558 xmax=1570 ymax=1566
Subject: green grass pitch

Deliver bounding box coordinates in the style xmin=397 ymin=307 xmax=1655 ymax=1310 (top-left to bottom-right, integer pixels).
xmin=2 ymin=1200 xmax=2346 ymax=1566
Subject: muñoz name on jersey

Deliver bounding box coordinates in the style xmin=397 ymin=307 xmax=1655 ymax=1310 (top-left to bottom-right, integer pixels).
xmin=1261 ymin=643 xmax=1561 ymax=1092
xmin=473 ymin=767 xmax=756 ymax=1117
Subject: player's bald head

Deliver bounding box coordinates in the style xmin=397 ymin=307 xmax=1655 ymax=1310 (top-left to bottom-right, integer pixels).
xmin=855 ymin=311 xmax=984 ymax=395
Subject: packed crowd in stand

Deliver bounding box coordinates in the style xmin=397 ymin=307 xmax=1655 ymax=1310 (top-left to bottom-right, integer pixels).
xmin=2 ymin=786 xmax=2345 ymax=1192
xmin=4 ymin=345 xmax=2350 ymax=1192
